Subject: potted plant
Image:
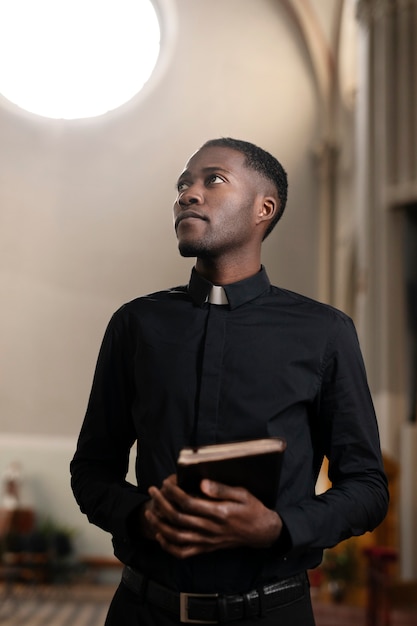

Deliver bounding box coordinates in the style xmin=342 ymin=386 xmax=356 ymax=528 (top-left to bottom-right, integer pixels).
xmin=320 ymin=541 xmax=358 ymax=602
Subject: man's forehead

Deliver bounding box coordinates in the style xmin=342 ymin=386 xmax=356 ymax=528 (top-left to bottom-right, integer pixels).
xmin=181 ymin=145 xmax=246 ymax=174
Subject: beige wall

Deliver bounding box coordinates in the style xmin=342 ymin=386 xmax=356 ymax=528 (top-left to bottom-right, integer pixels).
xmin=0 ymin=0 xmax=362 ymax=556
xmin=0 ymin=0 xmax=324 ymax=438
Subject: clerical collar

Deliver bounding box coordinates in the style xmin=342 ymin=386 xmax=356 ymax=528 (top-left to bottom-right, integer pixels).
xmin=187 ymin=266 xmax=271 ymax=309
xmin=207 ymin=285 xmax=229 ymax=305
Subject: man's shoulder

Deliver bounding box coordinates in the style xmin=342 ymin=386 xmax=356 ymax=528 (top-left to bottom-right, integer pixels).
xmin=103 ymin=285 xmax=189 ymax=336
xmin=111 ymin=284 xmax=189 ymax=318
xmin=128 ymin=284 xmax=188 ymax=306
xmin=268 ymin=284 xmax=353 ymax=325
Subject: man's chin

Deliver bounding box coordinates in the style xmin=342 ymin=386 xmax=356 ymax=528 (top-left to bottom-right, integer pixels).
xmin=178 ymin=242 xmax=207 ymax=258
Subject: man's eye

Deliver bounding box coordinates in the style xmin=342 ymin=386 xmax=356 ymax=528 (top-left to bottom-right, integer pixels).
xmin=177 ymin=182 xmax=189 ymax=192
xmin=208 ymin=175 xmax=224 ymax=185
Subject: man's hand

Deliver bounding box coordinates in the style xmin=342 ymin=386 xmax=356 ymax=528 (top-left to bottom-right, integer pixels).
xmin=140 ymin=474 xmax=283 ymax=559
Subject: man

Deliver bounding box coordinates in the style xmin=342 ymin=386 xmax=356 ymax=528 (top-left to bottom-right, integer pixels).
xmin=71 ymin=138 xmax=389 ymax=625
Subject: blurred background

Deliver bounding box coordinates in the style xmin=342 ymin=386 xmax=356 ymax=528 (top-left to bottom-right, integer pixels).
xmin=0 ymin=0 xmax=416 ymax=622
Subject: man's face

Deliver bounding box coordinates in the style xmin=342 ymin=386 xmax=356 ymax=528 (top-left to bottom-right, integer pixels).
xmin=173 ymin=146 xmax=266 ymax=259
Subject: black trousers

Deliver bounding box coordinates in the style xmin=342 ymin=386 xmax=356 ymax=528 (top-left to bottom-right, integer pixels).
xmin=104 ymin=579 xmax=317 ymax=626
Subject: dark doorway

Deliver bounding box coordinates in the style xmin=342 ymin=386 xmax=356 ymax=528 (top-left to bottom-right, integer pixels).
xmin=404 ymin=204 xmax=417 ymax=422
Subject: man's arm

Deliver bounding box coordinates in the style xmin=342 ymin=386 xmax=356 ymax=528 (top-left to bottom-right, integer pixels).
xmin=278 ymin=315 xmax=389 ymax=551
xmin=70 ymin=309 xmax=147 ymax=547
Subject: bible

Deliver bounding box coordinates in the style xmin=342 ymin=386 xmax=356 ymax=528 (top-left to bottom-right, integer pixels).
xmin=177 ymin=437 xmax=286 ymax=508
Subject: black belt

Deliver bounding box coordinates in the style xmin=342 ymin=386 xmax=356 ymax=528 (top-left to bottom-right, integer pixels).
xmin=122 ymin=565 xmax=307 ymax=623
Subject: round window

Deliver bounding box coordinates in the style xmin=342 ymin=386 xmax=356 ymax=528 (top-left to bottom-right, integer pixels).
xmin=0 ymin=0 xmax=161 ymax=119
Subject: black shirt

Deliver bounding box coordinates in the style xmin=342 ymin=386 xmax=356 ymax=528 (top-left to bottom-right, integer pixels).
xmin=70 ymin=266 xmax=388 ymax=593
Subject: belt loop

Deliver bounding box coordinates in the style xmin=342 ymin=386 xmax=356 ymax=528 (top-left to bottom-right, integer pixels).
xmin=242 ymin=593 xmax=253 ymax=620
xmin=257 ymin=586 xmax=267 ymax=618
xmin=217 ymin=595 xmax=228 ymax=623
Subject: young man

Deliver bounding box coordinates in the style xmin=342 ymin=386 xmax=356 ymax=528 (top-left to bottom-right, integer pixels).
xmin=71 ymin=138 xmax=389 ymax=625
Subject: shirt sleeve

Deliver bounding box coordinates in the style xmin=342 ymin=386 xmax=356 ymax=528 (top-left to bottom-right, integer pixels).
xmin=278 ymin=314 xmax=389 ymax=552
xmin=70 ymin=307 xmax=148 ymax=556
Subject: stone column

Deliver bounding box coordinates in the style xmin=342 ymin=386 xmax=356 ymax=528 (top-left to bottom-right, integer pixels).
xmin=356 ymin=0 xmax=417 ymax=579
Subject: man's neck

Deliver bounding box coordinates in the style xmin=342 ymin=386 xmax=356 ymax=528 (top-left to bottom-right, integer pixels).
xmin=195 ymin=256 xmax=262 ymax=285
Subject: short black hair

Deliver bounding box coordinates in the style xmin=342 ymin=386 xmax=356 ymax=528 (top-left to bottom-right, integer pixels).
xmin=201 ymin=137 xmax=288 ymax=239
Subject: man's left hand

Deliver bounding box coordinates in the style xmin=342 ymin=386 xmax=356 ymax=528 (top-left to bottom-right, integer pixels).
xmin=144 ymin=474 xmax=283 ymax=559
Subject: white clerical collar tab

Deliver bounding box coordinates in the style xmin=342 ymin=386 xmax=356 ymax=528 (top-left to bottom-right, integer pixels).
xmin=208 ymin=285 xmax=229 ymax=305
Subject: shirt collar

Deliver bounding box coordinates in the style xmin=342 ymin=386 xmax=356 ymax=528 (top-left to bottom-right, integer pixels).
xmin=187 ymin=266 xmax=271 ymax=310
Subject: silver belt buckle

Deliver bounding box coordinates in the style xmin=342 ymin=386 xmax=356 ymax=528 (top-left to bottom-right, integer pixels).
xmin=180 ymin=592 xmax=219 ymax=624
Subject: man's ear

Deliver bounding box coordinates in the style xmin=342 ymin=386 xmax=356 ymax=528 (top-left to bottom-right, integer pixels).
xmin=256 ymin=196 xmax=277 ymax=225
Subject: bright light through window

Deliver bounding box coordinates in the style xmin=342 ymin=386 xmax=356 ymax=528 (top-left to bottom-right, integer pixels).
xmin=0 ymin=0 xmax=161 ymax=119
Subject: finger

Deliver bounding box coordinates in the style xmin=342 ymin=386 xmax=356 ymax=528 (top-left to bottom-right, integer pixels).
xmin=155 ymin=529 xmax=240 ymax=559
xmin=148 ymin=485 xmax=180 ymax=519
xmin=155 ymin=534 xmax=207 ymax=559
xmin=148 ymin=474 xmax=180 ymax=506
xmin=200 ymin=480 xmax=250 ymax=502
xmin=149 ymin=485 xmax=217 ymax=532
xmin=161 ymin=474 xmax=178 ymax=488
xmin=154 ymin=526 xmax=222 ymax=557
xmin=159 ymin=476 xmax=192 ymax=504
xmin=151 ymin=513 xmax=218 ymax=549
xmin=148 ymin=486 xmax=200 ymax=532
xmin=159 ymin=479 xmax=224 ymax=521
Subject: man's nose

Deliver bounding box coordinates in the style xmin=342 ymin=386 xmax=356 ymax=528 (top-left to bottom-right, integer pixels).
xmin=178 ymin=186 xmax=203 ymax=206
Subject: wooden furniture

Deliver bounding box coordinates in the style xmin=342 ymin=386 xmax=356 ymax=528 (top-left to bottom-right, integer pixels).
xmin=363 ymin=456 xmax=417 ymax=626
xmin=79 ymin=555 xmax=122 ymax=583
xmin=0 ymin=506 xmax=50 ymax=584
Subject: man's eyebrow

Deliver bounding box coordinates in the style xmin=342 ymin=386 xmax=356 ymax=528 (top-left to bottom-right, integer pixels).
xmin=176 ymin=166 xmax=231 ymax=186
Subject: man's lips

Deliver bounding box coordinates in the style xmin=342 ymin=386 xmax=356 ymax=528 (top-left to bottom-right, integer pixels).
xmin=175 ymin=211 xmax=207 ymax=230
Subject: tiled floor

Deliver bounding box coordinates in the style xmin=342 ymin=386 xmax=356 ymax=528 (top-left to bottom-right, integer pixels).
xmin=1 ymin=583 xmax=416 ymax=625
xmin=0 ymin=584 xmax=112 ymax=625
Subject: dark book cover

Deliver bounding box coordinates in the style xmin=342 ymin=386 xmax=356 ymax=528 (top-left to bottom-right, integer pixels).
xmin=177 ymin=437 xmax=286 ymax=509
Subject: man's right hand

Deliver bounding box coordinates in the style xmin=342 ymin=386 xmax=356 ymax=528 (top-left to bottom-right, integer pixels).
xmin=139 ymin=474 xmax=283 ymax=559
